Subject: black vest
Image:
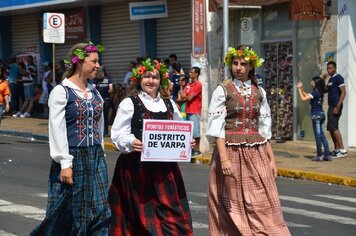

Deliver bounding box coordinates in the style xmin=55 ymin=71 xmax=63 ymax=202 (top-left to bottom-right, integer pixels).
xmin=130 ymin=95 xmax=174 ymax=140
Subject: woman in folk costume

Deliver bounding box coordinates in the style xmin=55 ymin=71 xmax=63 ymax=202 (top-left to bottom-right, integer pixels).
xmin=30 ymin=42 xmax=111 ymax=236
xmin=109 ymin=58 xmax=194 ymax=235
xmin=206 ymin=46 xmax=291 ymax=236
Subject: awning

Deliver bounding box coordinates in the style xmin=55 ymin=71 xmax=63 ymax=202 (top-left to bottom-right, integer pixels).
xmin=209 ymin=0 xmax=291 ymax=11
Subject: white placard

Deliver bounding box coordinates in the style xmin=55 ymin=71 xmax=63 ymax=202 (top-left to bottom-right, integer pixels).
xmin=43 ymin=12 xmax=65 ymax=44
xmin=141 ymin=119 xmax=193 ymax=162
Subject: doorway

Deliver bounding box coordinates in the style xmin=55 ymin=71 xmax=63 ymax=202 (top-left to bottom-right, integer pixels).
xmin=263 ymin=42 xmax=293 ymax=141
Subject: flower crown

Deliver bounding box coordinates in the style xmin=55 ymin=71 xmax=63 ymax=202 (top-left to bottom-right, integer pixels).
xmin=224 ymin=47 xmax=264 ymax=68
xmin=64 ymin=41 xmax=105 ymax=66
xmin=131 ymin=58 xmax=170 ymax=89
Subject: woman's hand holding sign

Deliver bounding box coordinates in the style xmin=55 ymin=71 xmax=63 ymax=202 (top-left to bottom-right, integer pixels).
xmin=132 ymin=139 xmax=143 ymax=152
xmin=190 ymin=139 xmax=196 ymax=149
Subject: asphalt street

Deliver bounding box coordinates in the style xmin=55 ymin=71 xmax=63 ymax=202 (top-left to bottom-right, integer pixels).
xmin=0 ymin=135 xmax=355 ymax=236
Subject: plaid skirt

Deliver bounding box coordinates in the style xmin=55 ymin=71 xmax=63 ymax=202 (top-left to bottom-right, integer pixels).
xmin=208 ymin=144 xmax=291 ymax=236
xmin=30 ymin=146 xmax=112 ymax=236
xmin=108 ymin=152 xmax=193 ymax=236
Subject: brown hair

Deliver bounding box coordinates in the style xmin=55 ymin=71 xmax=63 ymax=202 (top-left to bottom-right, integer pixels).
xmin=62 ymin=42 xmax=91 ymax=80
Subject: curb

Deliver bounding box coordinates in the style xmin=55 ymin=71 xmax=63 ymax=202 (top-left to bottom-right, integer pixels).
xmin=2 ymin=130 xmax=355 ymax=187
xmin=0 ymin=130 xmax=49 ymax=141
xmin=278 ymin=168 xmax=356 ymax=187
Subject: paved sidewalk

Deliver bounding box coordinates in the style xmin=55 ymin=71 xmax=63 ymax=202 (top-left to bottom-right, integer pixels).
xmin=1 ymin=115 xmax=355 ymax=187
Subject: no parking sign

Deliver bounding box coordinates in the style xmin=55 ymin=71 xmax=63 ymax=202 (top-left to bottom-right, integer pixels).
xmin=43 ymin=12 xmax=65 ymax=44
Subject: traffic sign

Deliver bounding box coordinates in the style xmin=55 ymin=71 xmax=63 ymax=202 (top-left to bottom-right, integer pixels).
xmin=43 ymin=12 xmax=65 ymax=44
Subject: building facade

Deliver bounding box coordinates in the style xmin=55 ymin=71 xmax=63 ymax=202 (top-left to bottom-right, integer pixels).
xmin=207 ymin=0 xmax=356 ymax=147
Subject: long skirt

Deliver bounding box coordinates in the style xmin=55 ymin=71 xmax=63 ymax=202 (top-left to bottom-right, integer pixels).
xmin=208 ymin=144 xmax=291 ymax=236
xmin=30 ymin=146 xmax=112 ymax=236
xmin=109 ymin=152 xmax=193 ymax=236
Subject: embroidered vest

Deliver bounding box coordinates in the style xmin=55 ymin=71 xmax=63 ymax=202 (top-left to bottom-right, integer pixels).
xmin=130 ymin=95 xmax=174 ymax=140
xmin=62 ymin=85 xmax=103 ymax=147
xmin=222 ymin=81 xmax=266 ymax=144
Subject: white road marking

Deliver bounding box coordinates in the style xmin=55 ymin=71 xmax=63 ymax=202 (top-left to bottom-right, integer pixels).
xmin=0 ymin=199 xmax=45 ymax=221
xmin=187 ymin=192 xmax=208 ymax=198
xmin=0 ymin=230 xmax=17 ymax=236
xmin=314 ymin=195 xmax=356 ymax=204
xmin=192 ymin=222 xmax=209 ymax=229
xmin=280 ymin=195 xmax=356 ymax=213
xmin=33 ymin=193 xmax=48 ymax=198
xmin=282 ymin=206 xmax=356 ymax=225
xmin=286 ymin=222 xmax=311 ymax=228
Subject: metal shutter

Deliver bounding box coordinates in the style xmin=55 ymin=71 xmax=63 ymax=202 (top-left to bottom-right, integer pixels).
xmin=156 ymin=0 xmax=192 ymax=73
xmin=101 ymin=2 xmax=140 ymax=83
xmin=55 ymin=41 xmax=80 ymax=63
xmin=11 ymin=14 xmax=40 ymax=54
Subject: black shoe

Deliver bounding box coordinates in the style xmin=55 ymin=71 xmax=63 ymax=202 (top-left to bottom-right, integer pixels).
xmin=192 ymin=150 xmax=202 ymax=157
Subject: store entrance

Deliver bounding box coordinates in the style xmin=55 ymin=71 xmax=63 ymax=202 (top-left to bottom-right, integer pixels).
xmin=263 ymin=42 xmax=293 ymax=141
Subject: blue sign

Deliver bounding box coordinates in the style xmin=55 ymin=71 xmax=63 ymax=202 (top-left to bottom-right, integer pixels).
xmin=129 ymin=1 xmax=168 ymax=20
xmin=0 ymin=0 xmax=52 ymax=8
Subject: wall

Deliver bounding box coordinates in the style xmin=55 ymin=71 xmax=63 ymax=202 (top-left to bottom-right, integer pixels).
xmin=337 ymin=0 xmax=356 ymax=147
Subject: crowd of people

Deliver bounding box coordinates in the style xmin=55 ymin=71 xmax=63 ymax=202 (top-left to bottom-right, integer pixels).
xmin=1 ymin=41 xmax=347 ymax=235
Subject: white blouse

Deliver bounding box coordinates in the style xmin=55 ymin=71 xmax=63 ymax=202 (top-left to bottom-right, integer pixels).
xmin=206 ymin=79 xmax=272 ymax=143
xmin=111 ymin=91 xmax=182 ymax=153
xmin=48 ymin=78 xmax=104 ymax=169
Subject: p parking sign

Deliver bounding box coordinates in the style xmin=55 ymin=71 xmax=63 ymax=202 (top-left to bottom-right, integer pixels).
xmin=43 ymin=13 xmax=65 ymax=44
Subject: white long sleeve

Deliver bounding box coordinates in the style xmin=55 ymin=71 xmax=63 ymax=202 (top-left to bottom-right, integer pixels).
xmin=111 ymin=92 xmax=182 ymax=154
xmin=48 ymin=85 xmax=73 ymax=169
xmin=206 ymin=85 xmax=227 ymax=142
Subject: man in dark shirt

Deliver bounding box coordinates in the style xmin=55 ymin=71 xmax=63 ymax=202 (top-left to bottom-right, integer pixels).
xmin=323 ymin=61 xmax=347 ymax=158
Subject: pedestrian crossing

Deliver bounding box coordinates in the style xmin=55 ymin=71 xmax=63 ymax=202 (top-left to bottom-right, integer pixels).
xmin=0 ymin=192 xmax=355 ymax=235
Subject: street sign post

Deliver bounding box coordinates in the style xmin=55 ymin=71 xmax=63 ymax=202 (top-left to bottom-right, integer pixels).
xmin=43 ymin=13 xmax=65 ymax=44
xmin=43 ymin=12 xmax=65 ymax=86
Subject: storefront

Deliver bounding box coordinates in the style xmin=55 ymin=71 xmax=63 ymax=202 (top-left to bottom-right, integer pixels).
xmin=208 ymin=0 xmax=325 ymax=141
xmin=0 ymin=0 xmax=193 ymax=83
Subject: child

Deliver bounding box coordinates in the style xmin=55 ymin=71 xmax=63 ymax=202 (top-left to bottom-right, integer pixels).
xmin=297 ymin=76 xmax=331 ymax=161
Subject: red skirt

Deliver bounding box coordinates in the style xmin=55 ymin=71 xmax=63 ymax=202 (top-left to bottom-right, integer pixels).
xmin=108 ymin=152 xmax=193 ymax=236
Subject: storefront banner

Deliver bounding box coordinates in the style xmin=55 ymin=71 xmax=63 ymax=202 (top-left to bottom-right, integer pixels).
xmin=141 ymin=119 xmax=193 ymax=162
xmin=129 ymin=1 xmax=168 ymax=20
xmin=192 ymin=0 xmax=206 ymax=57
xmin=289 ymin=0 xmax=324 ymax=21
xmin=65 ymin=8 xmax=86 ymax=40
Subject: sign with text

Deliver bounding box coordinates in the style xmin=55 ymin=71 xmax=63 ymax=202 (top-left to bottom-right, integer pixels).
xmin=65 ymin=8 xmax=86 ymax=40
xmin=129 ymin=1 xmax=168 ymax=20
xmin=43 ymin=12 xmax=65 ymax=43
xmin=141 ymin=119 xmax=193 ymax=162
xmin=192 ymin=0 xmax=206 ymax=57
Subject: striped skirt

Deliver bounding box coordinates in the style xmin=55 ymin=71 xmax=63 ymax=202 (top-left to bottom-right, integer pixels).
xmin=30 ymin=146 xmax=112 ymax=236
xmin=109 ymin=152 xmax=193 ymax=236
xmin=208 ymin=145 xmax=291 ymax=236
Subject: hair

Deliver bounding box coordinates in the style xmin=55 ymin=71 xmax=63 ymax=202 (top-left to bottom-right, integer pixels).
xmin=171 ymin=63 xmax=181 ymax=73
xmin=327 ymin=61 xmax=336 ymax=68
xmin=127 ymin=70 xmax=169 ymax=99
xmin=169 ymin=54 xmax=177 ymax=60
xmin=96 ymin=66 xmax=107 ymax=80
xmin=228 ymin=45 xmax=258 ymax=87
xmin=62 ymin=42 xmax=92 ymax=79
xmin=129 ymin=61 xmax=136 ymax=68
xmin=192 ymin=66 xmax=201 ymax=76
xmin=0 ymin=65 xmax=6 ymax=81
xmin=112 ymin=83 xmax=127 ymax=110
xmin=312 ymin=76 xmax=325 ymax=102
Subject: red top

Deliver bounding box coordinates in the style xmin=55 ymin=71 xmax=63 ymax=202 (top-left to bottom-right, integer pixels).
xmin=184 ymin=80 xmax=202 ymax=114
